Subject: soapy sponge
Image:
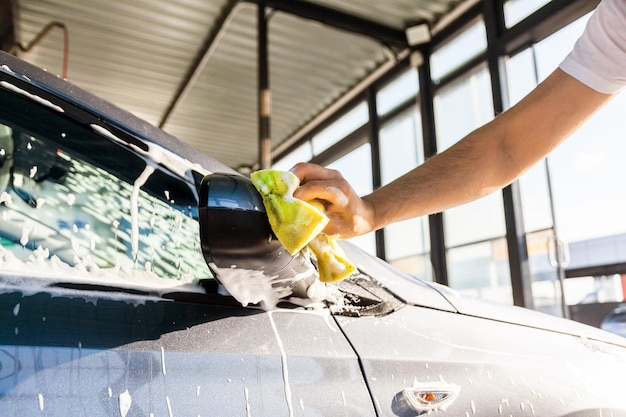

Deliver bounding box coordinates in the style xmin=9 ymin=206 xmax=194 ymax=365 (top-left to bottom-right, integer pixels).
xmin=250 ymin=169 xmax=328 ymax=255
xmin=250 ymin=169 xmax=356 ymax=282
xmin=307 ymin=233 xmax=357 ymax=283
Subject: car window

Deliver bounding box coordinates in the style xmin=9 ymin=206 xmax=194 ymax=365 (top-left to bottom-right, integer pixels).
xmin=0 ymin=83 xmax=213 ymax=288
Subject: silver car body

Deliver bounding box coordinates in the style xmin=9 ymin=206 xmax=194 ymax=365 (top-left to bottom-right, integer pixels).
xmin=1 ymin=51 xmax=625 ymax=417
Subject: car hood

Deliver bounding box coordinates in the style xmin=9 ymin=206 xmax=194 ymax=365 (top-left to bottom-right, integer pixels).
xmin=341 ymin=241 xmax=626 ymax=347
xmin=427 ymin=281 xmax=626 ymax=347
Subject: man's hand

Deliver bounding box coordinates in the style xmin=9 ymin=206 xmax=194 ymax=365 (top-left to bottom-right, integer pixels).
xmin=291 ymin=162 xmax=375 ymax=239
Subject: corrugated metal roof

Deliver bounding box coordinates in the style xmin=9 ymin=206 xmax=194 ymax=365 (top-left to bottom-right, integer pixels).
xmin=13 ymin=0 xmax=468 ymax=170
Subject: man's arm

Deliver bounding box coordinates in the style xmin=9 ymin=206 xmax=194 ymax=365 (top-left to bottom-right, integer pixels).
xmin=292 ymin=68 xmax=614 ymax=238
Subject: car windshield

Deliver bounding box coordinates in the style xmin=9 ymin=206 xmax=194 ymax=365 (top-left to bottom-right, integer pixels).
xmin=0 ymin=82 xmax=213 ymax=292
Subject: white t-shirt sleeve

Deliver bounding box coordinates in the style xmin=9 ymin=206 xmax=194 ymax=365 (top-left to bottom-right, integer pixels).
xmin=559 ymin=0 xmax=626 ymax=94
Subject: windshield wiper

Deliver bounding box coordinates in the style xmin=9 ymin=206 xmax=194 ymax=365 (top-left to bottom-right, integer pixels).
xmin=328 ymin=273 xmax=404 ymax=317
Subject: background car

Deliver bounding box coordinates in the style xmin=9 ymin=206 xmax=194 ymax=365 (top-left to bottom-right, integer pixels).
xmin=1 ymin=50 xmax=626 ymax=416
xmin=602 ymin=305 xmax=626 ymax=338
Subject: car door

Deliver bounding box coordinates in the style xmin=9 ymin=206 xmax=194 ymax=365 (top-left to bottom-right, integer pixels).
xmin=0 ymin=290 xmax=376 ymax=416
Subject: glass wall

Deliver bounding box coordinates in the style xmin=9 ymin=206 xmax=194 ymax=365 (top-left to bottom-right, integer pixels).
xmin=506 ymin=11 xmax=626 ymax=316
xmin=431 ymin=18 xmax=487 ymax=81
xmin=377 ymin=68 xmax=432 ymax=280
xmin=311 ymin=103 xmax=369 ymax=155
xmin=430 ymin=14 xmax=512 ymax=303
xmin=326 ymin=143 xmax=376 ymax=255
xmin=504 ymin=0 xmax=553 ymax=28
xmin=273 ymin=1 xmax=623 ymax=323
xmin=271 ymin=141 xmax=312 ymax=171
xmin=433 ymin=61 xmax=511 ymax=303
xmin=376 ymin=67 xmax=419 ymax=115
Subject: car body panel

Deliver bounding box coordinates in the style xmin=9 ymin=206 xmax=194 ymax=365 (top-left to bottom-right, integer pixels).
xmin=602 ymin=305 xmax=626 ymax=338
xmin=336 ymin=304 xmax=626 ymax=416
xmin=339 ymin=241 xmax=457 ymax=313
xmin=2 ymin=49 xmax=626 ymax=417
xmin=430 ymin=281 xmax=626 ymax=346
xmin=0 ymin=282 xmax=376 ymax=417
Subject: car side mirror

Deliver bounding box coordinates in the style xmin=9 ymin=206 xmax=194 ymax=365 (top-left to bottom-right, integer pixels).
xmin=198 ymin=173 xmax=310 ymax=280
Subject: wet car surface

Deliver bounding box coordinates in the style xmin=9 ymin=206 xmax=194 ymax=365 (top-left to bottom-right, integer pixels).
xmin=1 ymin=50 xmax=626 ymax=416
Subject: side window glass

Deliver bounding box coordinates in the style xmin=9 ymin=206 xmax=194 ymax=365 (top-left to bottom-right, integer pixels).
xmin=0 ymin=87 xmax=212 ymax=286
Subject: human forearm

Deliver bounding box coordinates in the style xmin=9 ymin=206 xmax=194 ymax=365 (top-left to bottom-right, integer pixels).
xmin=367 ymin=69 xmax=613 ymax=230
xmin=292 ymin=131 xmax=502 ymax=238
xmin=293 ymin=69 xmax=613 ymax=239
xmin=363 ymin=126 xmax=506 ymax=230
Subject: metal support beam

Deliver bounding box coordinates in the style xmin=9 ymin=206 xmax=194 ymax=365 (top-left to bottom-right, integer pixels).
xmin=418 ymin=47 xmax=448 ymax=286
xmin=8 ymin=21 xmax=69 ymax=79
xmin=159 ymin=0 xmax=242 ymax=129
xmin=502 ymin=184 xmax=534 ymax=308
xmin=245 ymin=0 xmax=407 ymax=49
xmin=0 ymin=1 xmax=15 ymax=53
xmin=366 ymin=87 xmax=386 ymax=260
xmin=501 ymin=0 xmax=600 ymax=55
xmin=483 ymin=0 xmax=534 ymax=309
xmin=159 ymin=0 xmax=405 ymax=168
xmin=258 ymin=2 xmax=271 ymax=169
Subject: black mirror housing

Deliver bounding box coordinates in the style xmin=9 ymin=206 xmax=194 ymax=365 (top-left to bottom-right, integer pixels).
xmin=198 ymin=173 xmax=309 ymax=278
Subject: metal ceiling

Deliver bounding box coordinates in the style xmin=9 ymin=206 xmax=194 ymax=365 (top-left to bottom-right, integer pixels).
xmin=11 ymin=0 xmax=468 ymax=170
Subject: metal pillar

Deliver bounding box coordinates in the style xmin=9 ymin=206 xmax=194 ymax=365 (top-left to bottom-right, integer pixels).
xmin=418 ymin=47 xmax=448 ymax=286
xmin=366 ymin=87 xmax=386 ymax=260
xmin=258 ymin=2 xmax=272 ymax=169
xmin=483 ymin=0 xmax=534 ymax=309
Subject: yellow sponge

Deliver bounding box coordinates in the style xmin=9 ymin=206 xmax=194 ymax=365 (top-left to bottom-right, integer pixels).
xmin=250 ymin=169 xmax=328 ymax=255
xmin=307 ymin=233 xmax=357 ymax=283
xmin=251 ymin=169 xmax=356 ymax=283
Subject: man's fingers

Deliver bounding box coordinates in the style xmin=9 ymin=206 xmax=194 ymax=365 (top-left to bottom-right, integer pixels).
xmin=291 ymin=162 xmax=352 ymax=207
xmin=294 ymin=182 xmax=350 ymax=208
xmin=290 ymin=162 xmax=369 ymax=238
xmin=290 ymin=162 xmax=343 ymax=183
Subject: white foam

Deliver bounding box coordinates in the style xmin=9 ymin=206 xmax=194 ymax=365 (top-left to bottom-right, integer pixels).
xmin=89 ymin=124 xmax=209 ymax=183
xmin=0 ymin=81 xmax=65 ymax=113
xmin=130 ymin=164 xmax=156 ymax=261
xmin=209 ymin=264 xmax=293 ymax=309
xmin=119 ymin=390 xmax=132 ymax=417
xmin=268 ymin=311 xmax=294 ymax=417
xmin=0 ymin=245 xmax=204 ymax=300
